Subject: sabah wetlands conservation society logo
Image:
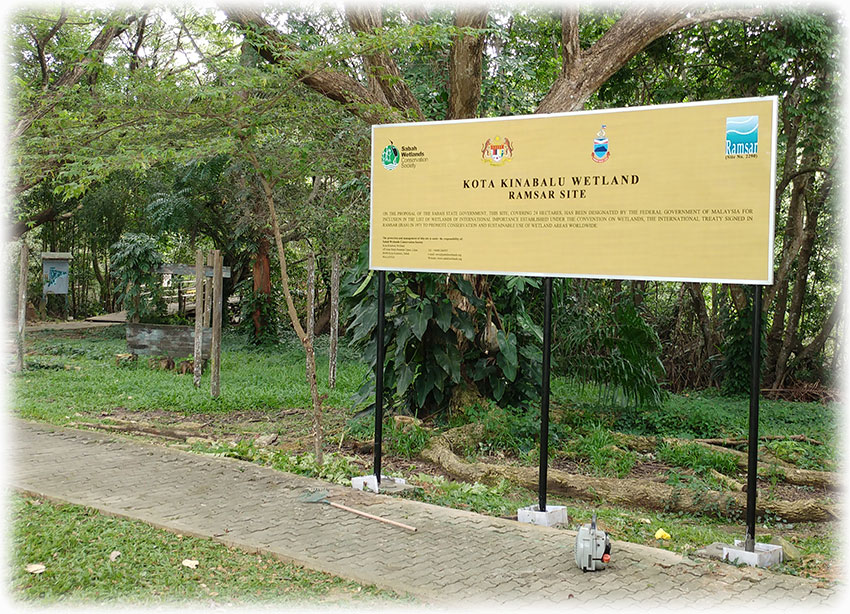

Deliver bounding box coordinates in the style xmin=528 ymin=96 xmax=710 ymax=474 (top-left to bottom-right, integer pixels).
xmin=592 ymin=125 xmax=610 ymax=163
xmin=725 ymin=116 xmax=759 ymax=157
xmin=381 ymin=142 xmax=400 ymax=170
xmin=481 ymin=136 xmax=514 ymax=165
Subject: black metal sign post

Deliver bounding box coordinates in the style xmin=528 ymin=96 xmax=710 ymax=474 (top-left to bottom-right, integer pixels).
xmin=373 ymin=270 xmax=387 ymax=485
xmin=538 ymin=277 xmax=554 ymax=512
xmin=744 ymin=285 xmax=763 ymax=552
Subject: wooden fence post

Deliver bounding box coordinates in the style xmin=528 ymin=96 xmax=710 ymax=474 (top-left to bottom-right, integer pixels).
xmin=203 ymin=252 xmax=213 ymax=328
xmin=210 ymin=250 xmax=223 ymax=397
xmin=193 ymin=250 xmax=204 ymax=388
xmin=16 ymin=243 xmax=28 ymax=372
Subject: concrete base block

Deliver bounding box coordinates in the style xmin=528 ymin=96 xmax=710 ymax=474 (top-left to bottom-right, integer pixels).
xmin=351 ymin=474 xmax=406 ymax=493
xmin=517 ymin=504 xmax=568 ymax=527
xmin=723 ymin=540 xmax=784 ymax=568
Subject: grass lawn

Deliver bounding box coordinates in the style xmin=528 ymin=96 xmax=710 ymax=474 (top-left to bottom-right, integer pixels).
xmin=10 ymin=492 xmax=400 ymax=605
xmin=9 ymin=324 xmax=842 ymax=593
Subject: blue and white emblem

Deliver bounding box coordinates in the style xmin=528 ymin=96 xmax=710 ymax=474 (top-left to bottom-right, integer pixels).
xmin=725 ymin=116 xmax=759 ymax=156
xmin=592 ymin=125 xmax=610 ymax=163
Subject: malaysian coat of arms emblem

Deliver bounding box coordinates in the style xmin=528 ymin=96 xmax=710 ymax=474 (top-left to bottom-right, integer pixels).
xmin=482 ymin=136 xmax=514 ymax=165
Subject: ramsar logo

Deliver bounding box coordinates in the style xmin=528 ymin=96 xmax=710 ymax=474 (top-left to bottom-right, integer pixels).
xmin=481 ymin=136 xmax=513 ymax=165
xmin=381 ymin=143 xmax=400 ymax=170
xmin=592 ymin=124 xmax=610 ymax=163
xmin=726 ymin=116 xmax=759 ymax=156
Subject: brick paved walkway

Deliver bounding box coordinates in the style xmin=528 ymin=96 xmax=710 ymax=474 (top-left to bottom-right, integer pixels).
xmin=8 ymin=419 xmax=843 ymax=609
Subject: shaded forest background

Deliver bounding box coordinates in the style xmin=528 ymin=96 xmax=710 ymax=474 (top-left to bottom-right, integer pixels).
xmin=5 ymin=4 xmax=842 ymax=413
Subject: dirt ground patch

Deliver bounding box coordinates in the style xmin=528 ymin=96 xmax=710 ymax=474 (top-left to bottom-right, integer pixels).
xmin=94 ymin=407 xmax=836 ymax=506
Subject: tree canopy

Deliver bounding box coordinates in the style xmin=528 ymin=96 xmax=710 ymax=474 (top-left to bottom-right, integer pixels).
xmin=5 ymin=4 xmax=843 ymax=409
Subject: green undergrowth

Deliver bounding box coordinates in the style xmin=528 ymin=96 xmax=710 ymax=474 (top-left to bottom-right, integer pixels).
xmin=10 ymin=493 xmax=399 ymax=604
xmin=13 ymin=326 xmax=368 ymax=421
xmin=402 ymin=475 xmax=536 ymax=516
xmin=345 ymin=414 xmax=433 ymax=458
xmin=656 ymin=441 xmax=739 ymax=476
xmin=189 ymin=439 xmax=363 ymax=486
xmin=12 ymin=327 xmax=839 ymax=586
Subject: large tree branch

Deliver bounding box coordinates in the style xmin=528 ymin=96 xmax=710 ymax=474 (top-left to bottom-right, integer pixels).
xmin=447 ymin=6 xmax=488 ymax=119
xmin=346 ymin=4 xmax=423 ymax=119
xmin=30 ymin=8 xmax=69 ymax=89
xmin=773 ymin=175 xmax=833 ymax=387
xmin=787 ymin=285 xmax=845 ymax=373
xmin=9 ymin=201 xmax=83 ymax=240
xmin=537 ymin=7 xmax=763 ymax=114
xmin=560 ymin=8 xmax=580 ymax=78
xmin=130 ymin=13 xmax=148 ymax=72
xmin=13 ymin=11 xmax=140 ymax=141
xmin=224 ymin=5 xmax=402 ymax=125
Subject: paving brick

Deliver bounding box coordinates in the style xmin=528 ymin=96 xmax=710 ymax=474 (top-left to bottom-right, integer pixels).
xmin=9 ymin=419 xmax=840 ymax=608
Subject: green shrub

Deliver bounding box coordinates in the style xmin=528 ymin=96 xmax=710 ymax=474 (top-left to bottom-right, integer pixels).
xmin=552 ymin=280 xmax=666 ymax=408
xmin=764 ymin=439 xmax=834 ymax=471
xmin=344 ymin=244 xmax=543 ymax=418
xmin=559 ymin=425 xmax=637 ymax=478
xmin=656 ymin=441 xmax=739 ymax=476
xmin=345 ymin=416 xmax=431 ymax=459
xmin=110 ymin=233 xmax=167 ymax=323
xmin=466 ymin=403 xmax=543 ymax=456
xmin=403 ymin=475 xmax=528 ymax=516
xmin=384 ymin=419 xmax=431 ymax=458
xmin=195 ymin=439 xmax=359 ymax=485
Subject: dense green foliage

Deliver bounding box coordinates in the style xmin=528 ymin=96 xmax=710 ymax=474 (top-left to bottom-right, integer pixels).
xmin=109 ymin=233 xmax=166 ymax=323
xmin=345 ymin=244 xmax=542 ymax=417
xmin=552 ymin=281 xmax=666 ymax=407
xmin=8 ymin=6 xmax=842 ymax=413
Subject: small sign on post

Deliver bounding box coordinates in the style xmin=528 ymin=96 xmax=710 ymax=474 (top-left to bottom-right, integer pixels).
xmin=41 ymin=252 xmax=72 ymax=296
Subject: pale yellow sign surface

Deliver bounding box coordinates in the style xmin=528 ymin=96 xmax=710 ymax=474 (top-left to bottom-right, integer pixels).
xmin=370 ymin=97 xmax=776 ymax=283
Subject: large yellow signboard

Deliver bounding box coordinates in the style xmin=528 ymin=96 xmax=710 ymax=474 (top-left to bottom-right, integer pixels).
xmin=370 ymin=97 xmax=777 ymax=284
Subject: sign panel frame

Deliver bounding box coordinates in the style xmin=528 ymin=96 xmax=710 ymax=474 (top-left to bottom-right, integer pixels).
xmin=41 ymin=252 xmax=72 ymax=296
xmin=369 ymin=96 xmax=777 ymax=285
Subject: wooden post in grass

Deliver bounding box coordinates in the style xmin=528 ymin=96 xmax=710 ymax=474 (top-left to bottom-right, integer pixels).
xmin=210 ymin=250 xmax=223 ymax=397
xmin=193 ymin=249 xmax=204 ymax=388
xmin=16 ymin=242 xmax=28 ymax=372
xmin=203 ymin=252 xmax=213 ymax=328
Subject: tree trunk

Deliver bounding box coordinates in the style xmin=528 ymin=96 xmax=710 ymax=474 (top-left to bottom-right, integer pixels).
xmin=773 ymin=177 xmax=829 ymax=388
xmin=447 ymin=8 xmax=488 ymax=119
xmin=346 ymin=5 xmax=423 ymax=119
xmin=252 ymin=235 xmax=272 ymax=339
xmin=610 ymin=432 xmax=838 ymax=490
xmin=686 ymin=282 xmax=715 ymax=360
xmin=328 ymin=252 xmax=340 ymax=389
xmin=306 ymin=250 xmax=323 ymax=464
xmin=16 ymin=243 xmax=28 ymax=372
xmin=245 ymin=148 xmax=324 ymax=465
xmin=421 ymin=425 xmax=837 ymax=523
